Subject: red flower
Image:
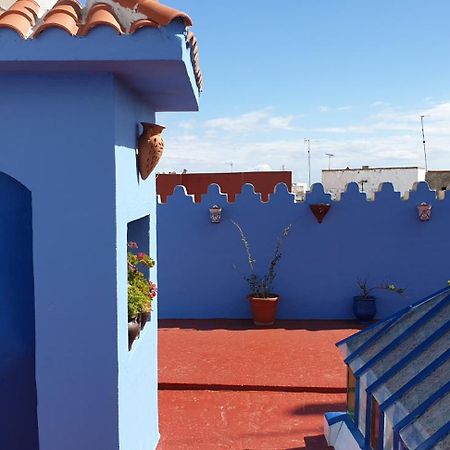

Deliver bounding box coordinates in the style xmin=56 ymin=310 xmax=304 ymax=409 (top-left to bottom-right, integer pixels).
xmin=137 ymin=252 xmax=145 ymax=260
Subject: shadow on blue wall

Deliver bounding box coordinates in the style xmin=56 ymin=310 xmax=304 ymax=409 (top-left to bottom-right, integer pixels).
xmin=0 ymin=173 xmax=38 ymax=448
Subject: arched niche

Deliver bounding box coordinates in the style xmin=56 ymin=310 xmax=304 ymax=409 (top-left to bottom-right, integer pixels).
xmin=0 ymin=172 xmax=38 ymax=449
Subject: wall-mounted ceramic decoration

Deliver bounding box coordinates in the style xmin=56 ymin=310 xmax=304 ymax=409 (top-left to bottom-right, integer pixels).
xmin=209 ymin=205 xmax=222 ymax=223
xmin=417 ymin=202 xmax=432 ymax=221
xmin=137 ymin=123 xmax=165 ymax=180
xmin=310 ymin=203 xmax=331 ymax=224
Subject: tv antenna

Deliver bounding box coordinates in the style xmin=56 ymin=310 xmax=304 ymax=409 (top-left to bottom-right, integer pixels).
xmin=420 ymin=115 xmax=428 ymax=173
xmin=304 ymin=138 xmax=311 ymax=188
xmin=325 ymin=153 xmax=335 ymax=170
xmin=225 ymin=162 xmax=234 ymax=172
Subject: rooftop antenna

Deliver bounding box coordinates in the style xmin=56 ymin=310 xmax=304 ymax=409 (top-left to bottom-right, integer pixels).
xmin=325 ymin=153 xmax=334 ymax=170
xmin=225 ymin=162 xmax=234 ymax=172
xmin=420 ymin=115 xmax=428 ymax=173
xmin=304 ymin=138 xmax=311 ymax=188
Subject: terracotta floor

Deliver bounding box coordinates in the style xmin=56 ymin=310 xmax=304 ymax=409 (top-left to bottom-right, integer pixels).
xmin=158 ymin=320 xmax=363 ymax=450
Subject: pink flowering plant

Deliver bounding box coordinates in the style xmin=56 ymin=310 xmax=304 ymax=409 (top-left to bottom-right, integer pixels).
xmin=127 ymin=241 xmax=157 ymax=319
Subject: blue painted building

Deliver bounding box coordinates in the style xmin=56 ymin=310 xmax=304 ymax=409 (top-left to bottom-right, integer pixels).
xmin=325 ymin=287 xmax=450 ymax=450
xmin=0 ymin=0 xmax=200 ymax=449
xmin=158 ymin=181 xmax=450 ymax=320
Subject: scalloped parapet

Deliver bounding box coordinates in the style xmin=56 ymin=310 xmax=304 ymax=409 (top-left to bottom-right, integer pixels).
xmin=305 ymin=183 xmax=333 ymax=205
xmin=158 ymin=179 xmax=450 ymax=321
xmin=338 ymin=182 xmax=367 ymax=204
xmin=374 ymin=182 xmax=402 ymax=202
xmin=162 ymin=181 xmax=449 ymax=205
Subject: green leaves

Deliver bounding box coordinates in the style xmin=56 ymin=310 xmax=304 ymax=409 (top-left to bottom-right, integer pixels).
xmin=127 ymin=243 xmax=156 ymax=320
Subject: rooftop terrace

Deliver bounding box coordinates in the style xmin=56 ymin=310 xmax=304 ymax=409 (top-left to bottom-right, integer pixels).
xmin=157 ymin=319 xmax=363 ymax=449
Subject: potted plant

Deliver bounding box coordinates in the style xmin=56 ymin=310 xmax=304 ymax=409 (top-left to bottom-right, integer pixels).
xmin=127 ymin=242 xmax=156 ymax=349
xmin=232 ymin=221 xmax=291 ymax=326
xmin=353 ymin=279 xmax=404 ymax=322
xmin=139 ymin=281 xmax=157 ymax=331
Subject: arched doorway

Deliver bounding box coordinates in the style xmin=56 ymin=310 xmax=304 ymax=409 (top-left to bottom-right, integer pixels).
xmin=0 ymin=172 xmax=39 ymax=449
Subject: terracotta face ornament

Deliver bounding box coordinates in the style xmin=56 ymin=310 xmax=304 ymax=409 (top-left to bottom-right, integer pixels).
xmin=137 ymin=123 xmax=165 ymax=180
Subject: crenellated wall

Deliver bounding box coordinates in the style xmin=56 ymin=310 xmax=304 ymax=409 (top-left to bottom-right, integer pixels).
xmin=157 ymin=181 xmax=450 ymax=320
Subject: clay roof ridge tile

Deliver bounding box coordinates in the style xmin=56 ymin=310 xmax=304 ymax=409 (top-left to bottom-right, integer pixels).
xmin=0 ymin=2 xmax=37 ymax=38
xmin=85 ymin=0 xmax=146 ymax=33
xmin=33 ymin=2 xmax=80 ymax=37
xmin=113 ymin=0 xmax=192 ymax=27
xmin=79 ymin=2 xmax=124 ymax=36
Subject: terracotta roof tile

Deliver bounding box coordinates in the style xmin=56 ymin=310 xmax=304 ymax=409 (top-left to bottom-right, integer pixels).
xmin=129 ymin=17 xmax=158 ymax=33
xmin=0 ymin=0 xmax=39 ymax=38
xmin=0 ymin=0 xmax=202 ymax=91
xmin=80 ymin=3 xmax=123 ymax=35
xmin=34 ymin=0 xmax=82 ymax=36
xmin=115 ymin=0 xmax=192 ymax=27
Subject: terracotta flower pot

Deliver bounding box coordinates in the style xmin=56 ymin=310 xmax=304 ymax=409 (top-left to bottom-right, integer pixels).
xmin=139 ymin=311 xmax=151 ymax=330
xmin=137 ymin=122 xmax=165 ymax=180
xmin=128 ymin=317 xmax=140 ymax=350
xmin=248 ymin=295 xmax=279 ymax=326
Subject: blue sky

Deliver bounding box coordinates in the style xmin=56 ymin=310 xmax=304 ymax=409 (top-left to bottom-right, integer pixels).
xmin=159 ymin=0 xmax=450 ymax=184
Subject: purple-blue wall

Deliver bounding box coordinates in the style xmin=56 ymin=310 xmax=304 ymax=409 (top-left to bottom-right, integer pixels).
xmin=0 ymin=14 xmax=199 ymax=449
xmin=157 ymin=181 xmax=450 ymax=319
xmin=0 ymin=173 xmax=37 ymax=449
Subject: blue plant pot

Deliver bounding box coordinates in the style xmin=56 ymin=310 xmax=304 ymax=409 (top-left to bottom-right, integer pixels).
xmin=353 ymin=296 xmax=376 ymax=322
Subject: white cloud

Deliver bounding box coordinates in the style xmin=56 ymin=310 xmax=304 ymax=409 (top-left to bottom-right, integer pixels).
xmin=158 ymin=100 xmax=450 ymax=182
xmin=253 ymin=163 xmax=273 ymax=171
xmin=205 ymin=109 xmax=296 ymax=133
xmin=319 ymin=106 xmax=330 ymax=113
xmin=179 ymin=120 xmax=195 ymax=130
xmin=372 ymin=101 xmax=391 ymax=107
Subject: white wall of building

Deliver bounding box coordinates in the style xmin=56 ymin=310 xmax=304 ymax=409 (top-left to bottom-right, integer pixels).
xmin=322 ymin=166 xmax=426 ymax=199
xmin=292 ymin=182 xmax=308 ymax=201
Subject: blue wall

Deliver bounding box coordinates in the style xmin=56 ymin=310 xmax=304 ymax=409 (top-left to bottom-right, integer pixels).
xmin=0 ymin=73 xmax=120 ymax=450
xmin=0 ymin=16 xmax=198 ymax=450
xmin=158 ymin=182 xmax=450 ymax=319
xmin=0 ymin=173 xmax=38 ymax=449
xmin=0 ymin=73 xmax=161 ymax=450
xmin=114 ymin=79 xmax=160 ymax=450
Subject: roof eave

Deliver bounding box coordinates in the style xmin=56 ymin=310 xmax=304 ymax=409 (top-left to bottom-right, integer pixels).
xmin=0 ymin=22 xmax=199 ymax=111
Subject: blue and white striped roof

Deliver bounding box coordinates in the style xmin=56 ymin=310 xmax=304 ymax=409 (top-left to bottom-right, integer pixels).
xmin=337 ymin=286 xmax=450 ymax=449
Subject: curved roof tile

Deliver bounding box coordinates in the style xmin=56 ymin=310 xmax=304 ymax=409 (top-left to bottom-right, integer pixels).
xmin=34 ymin=1 xmax=82 ymax=36
xmin=129 ymin=18 xmax=158 ymax=33
xmin=0 ymin=9 xmax=34 ymax=38
xmin=115 ymin=0 xmax=192 ymax=27
xmin=0 ymin=0 xmax=202 ymax=91
xmin=80 ymin=3 xmax=123 ymax=35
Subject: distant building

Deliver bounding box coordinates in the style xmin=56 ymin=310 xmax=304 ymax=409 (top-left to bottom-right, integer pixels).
xmin=292 ymin=182 xmax=308 ymax=201
xmin=157 ymin=171 xmax=292 ymax=202
xmin=426 ymin=170 xmax=450 ymax=192
xmin=322 ymin=166 xmax=426 ymax=199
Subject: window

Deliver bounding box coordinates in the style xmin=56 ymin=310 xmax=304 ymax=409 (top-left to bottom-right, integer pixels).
xmin=370 ymin=395 xmax=380 ymax=450
xmin=347 ymin=366 xmax=356 ymax=419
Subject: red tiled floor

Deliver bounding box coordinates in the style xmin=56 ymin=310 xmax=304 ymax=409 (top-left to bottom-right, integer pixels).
xmin=158 ymin=320 xmax=362 ymax=449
